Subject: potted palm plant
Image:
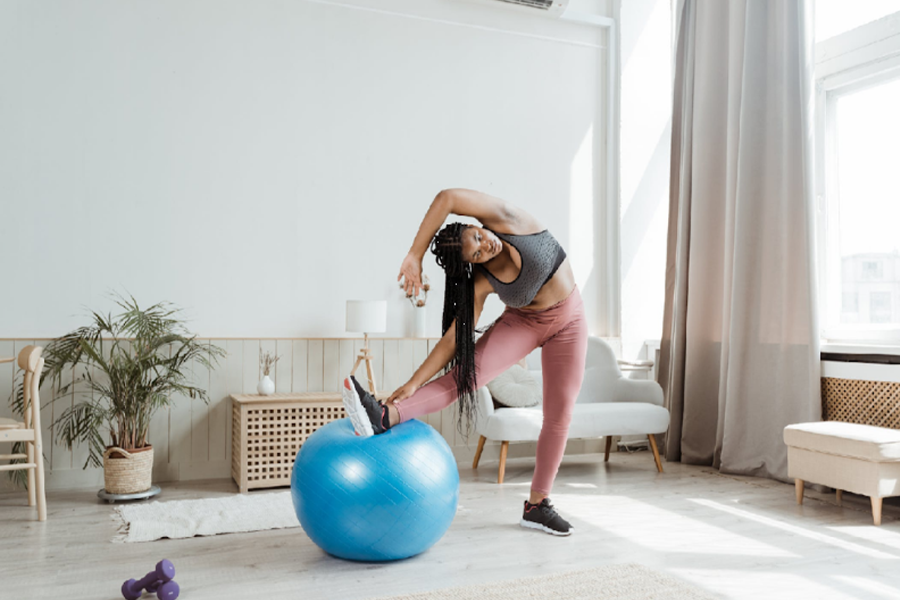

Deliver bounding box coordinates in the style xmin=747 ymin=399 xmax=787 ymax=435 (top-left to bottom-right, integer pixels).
xmin=41 ymin=294 xmax=224 ymax=495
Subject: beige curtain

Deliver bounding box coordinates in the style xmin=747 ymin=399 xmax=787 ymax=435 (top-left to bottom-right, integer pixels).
xmin=658 ymin=0 xmax=820 ymax=482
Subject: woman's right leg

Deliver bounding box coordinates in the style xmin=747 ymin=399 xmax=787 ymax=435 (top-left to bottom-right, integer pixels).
xmin=394 ymin=311 xmax=543 ymax=423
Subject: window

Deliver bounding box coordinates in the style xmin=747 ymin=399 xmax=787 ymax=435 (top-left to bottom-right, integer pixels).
xmin=817 ymin=6 xmax=900 ymax=343
xmin=870 ymin=292 xmax=893 ymax=323
xmin=862 ymin=261 xmax=884 ymax=280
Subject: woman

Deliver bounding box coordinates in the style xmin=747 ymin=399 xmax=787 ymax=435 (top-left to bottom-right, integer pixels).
xmin=342 ymin=188 xmax=588 ymax=536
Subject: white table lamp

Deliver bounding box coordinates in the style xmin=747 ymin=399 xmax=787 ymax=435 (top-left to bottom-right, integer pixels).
xmin=346 ymin=300 xmax=387 ymax=394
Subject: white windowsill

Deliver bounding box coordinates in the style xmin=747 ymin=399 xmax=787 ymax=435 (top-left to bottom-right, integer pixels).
xmin=821 ymin=342 xmax=900 ymax=356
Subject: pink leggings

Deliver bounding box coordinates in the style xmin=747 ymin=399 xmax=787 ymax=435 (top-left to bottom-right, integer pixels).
xmin=395 ymin=286 xmax=588 ymax=495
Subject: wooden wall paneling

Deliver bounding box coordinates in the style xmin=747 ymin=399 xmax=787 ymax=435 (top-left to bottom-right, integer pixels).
xmin=396 ymin=339 xmax=415 ymax=422
xmin=323 ymin=340 xmax=340 ymax=393
xmin=382 ymin=339 xmax=399 ymax=395
xmin=191 ymin=342 xmax=210 ymax=462
xmin=0 ymin=341 xmax=14 ymax=426
xmin=291 ymin=340 xmax=308 ymax=393
xmin=207 ymin=340 xmax=228 ymax=463
xmin=411 ymin=339 xmax=435 ymax=430
xmin=2 ymin=336 xmax=454 ymax=489
xmin=339 ymin=340 xmax=355 ymax=385
xmin=352 ymin=339 xmax=365 ymax=389
xmin=148 ymin=343 xmax=172 ymax=480
xmin=50 ymin=358 xmax=74 ymax=472
xmin=242 ymin=340 xmax=260 ymax=395
xmin=168 ymin=342 xmax=193 ymax=467
xmin=307 ymin=340 xmax=324 ymax=392
xmin=428 ymin=339 xmax=456 ymax=446
xmin=397 ymin=340 xmax=413 ymax=391
xmin=369 ymin=339 xmax=384 ymax=395
xmin=224 ymin=340 xmax=244 ymax=468
xmin=274 ymin=340 xmax=293 ymax=394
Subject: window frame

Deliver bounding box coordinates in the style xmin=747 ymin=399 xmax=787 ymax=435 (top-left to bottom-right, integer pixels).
xmin=815 ymin=11 xmax=900 ymax=346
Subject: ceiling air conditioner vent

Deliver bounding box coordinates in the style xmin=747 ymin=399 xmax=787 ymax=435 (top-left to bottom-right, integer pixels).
xmin=483 ymin=0 xmax=570 ymax=17
xmin=496 ymin=0 xmax=554 ymax=9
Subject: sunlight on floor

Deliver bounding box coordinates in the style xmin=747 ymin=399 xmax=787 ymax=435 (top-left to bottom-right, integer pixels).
xmin=672 ymin=568 xmax=866 ymax=600
xmin=690 ymin=498 xmax=899 ymax=560
xmin=831 ymin=575 xmax=900 ymax=600
xmin=827 ymin=525 xmax=900 ymax=552
xmin=563 ymin=482 xmax=598 ymax=489
xmin=561 ymin=493 xmax=797 ymax=557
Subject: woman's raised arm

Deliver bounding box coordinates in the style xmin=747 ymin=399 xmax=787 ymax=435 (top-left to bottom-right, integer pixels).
xmin=387 ymin=273 xmax=492 ymax=403
xmin=399 ymin=189 xmax=518 ymax=297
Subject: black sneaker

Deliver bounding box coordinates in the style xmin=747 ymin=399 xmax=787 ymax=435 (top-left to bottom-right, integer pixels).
xmin=520 ymin=499 xmax=573 ymax=536
xmin=342 ymin=375 xmax=388 ymax=437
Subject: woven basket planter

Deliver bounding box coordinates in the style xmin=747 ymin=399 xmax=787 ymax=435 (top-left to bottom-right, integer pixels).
xmin=103 ymin=446 xmax=154 ymax=494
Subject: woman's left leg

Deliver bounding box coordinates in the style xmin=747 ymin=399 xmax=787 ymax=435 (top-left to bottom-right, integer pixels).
xmin=531 ymin=303 xmax=589 ymax=499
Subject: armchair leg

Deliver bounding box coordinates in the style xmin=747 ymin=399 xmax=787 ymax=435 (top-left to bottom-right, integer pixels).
xmin=872 ymin=496 xmax=883 ymax=526
xmin=473 ymin=435 xmax=486 ymax=469
xmin=604 ymin=437 xmax=612 ymax=463
xmin=498 ymin=441 xmax=509 ymax=484
xmin=648 ymin=434 xmax=664 ymax=473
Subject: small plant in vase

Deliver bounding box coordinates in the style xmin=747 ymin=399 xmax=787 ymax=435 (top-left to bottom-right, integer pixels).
xmin=258 ymin=349 xmax=280 ymax=395
xmin=400 ymin=274 xmax=430 ymax=337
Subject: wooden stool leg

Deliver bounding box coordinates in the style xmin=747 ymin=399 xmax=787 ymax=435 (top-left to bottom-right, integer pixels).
xmin=365 ymin=355 xmax=378 ymax=396
xmin=648 ymin=434 xmax=664 ymax=473
xmin=604 ymin=437 xmax=612 ymax=462
xmin=872 ymin=496 xmax=883 ymax=526
xmin=835 ymin=489 xmax=842 ymax=507
xmin=498 ymin=441 xmax=509 ymax=484
xmin=795 ymin=479 xmax=804 ymax=505
xmin=473 ymin=436 xmax=486 ymax=469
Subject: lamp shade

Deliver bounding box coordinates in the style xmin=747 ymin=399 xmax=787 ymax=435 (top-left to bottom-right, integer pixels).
xmin=346 ymin=300 xmax=387 ymax=334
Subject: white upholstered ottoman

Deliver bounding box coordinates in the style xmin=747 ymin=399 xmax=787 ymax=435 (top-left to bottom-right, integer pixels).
xmin=784 ymin=421 xmax=900 ymax=525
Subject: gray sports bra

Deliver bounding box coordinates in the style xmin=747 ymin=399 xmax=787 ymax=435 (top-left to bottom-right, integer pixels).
xmin=475 ymin=228 xmax=567 ymax=308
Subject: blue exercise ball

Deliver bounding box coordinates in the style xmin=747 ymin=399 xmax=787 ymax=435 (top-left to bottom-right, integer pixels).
xmin=291 ymin=418 xmax=459 ymax=562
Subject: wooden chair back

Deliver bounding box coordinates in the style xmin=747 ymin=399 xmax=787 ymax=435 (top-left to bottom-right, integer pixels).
xmin=0 ymin=345 xmax=47 ymax=520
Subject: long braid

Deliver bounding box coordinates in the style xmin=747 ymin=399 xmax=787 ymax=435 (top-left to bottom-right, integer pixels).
xmin=431 ymin=223 xmax=478 ymax=436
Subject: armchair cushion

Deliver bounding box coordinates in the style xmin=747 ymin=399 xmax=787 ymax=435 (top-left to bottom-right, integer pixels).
xmin=486 ymin=364 xmax=541 ymax=408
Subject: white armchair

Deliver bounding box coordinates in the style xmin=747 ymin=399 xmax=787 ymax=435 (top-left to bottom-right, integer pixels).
xmin=472 ymin=336 xmax=670 ymax=483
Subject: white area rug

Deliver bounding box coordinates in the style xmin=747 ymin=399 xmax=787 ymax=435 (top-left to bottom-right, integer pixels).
xmin=374 ymin=564 xmax=722 ymax=600
xmin=112 ymin=491 xmax=299 ymax=543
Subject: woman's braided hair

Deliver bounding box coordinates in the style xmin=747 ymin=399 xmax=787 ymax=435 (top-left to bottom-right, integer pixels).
xmin=430 ymin=222 xmax=478 ymax=436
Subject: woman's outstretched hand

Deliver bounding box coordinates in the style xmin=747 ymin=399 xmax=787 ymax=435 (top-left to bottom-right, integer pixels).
xmin=388 ymin=380 xmax=419 ymax=404
xmin=398 ymin=253 xmax=423 ymax=298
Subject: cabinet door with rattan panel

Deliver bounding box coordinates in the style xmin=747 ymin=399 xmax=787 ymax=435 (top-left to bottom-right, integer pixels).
xmin=231 ymin=394 xmax=346 ymax=493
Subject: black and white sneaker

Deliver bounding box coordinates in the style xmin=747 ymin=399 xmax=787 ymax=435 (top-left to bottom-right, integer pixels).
xmin=520 ymin=499 xmax=573 ymax=536
xmin=342 ymin=375 xmax=388 ymax=437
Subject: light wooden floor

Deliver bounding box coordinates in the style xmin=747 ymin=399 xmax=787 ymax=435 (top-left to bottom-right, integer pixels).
xmin=3 ymin=451 xmax=900 ymax=600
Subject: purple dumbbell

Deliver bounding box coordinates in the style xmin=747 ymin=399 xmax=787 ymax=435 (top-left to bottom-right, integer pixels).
xmin=147 ymin=579 xmax=180 ymax=600
xmin=122 ymin=559 xmax=177 ymax=600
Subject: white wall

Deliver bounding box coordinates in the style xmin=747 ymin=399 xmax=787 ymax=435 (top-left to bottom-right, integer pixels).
xmin=0 ymin=0 xmax=612 ymax=340
xmin=617 ymin=0 xmax=673 ymax=360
